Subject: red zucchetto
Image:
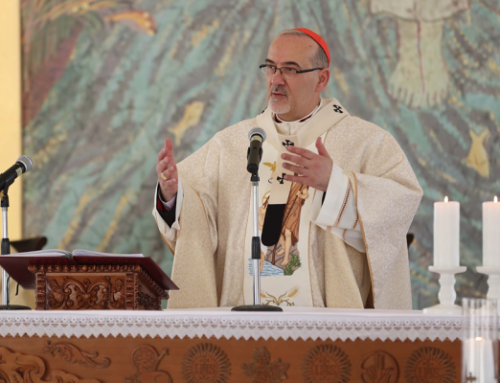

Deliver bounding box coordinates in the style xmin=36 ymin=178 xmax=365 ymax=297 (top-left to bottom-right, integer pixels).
xmin=293 ymin=28 xmax=330 ymax=66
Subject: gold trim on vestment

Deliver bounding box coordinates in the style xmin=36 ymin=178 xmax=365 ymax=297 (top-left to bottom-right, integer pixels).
xmin=350 ymin=172 xmax=375 ymax=308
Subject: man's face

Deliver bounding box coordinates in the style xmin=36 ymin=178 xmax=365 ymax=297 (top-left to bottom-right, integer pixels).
xmin=265 ymin=34 xmax=323 ymax=121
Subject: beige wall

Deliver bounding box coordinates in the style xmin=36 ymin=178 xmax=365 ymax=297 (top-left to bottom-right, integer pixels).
xmin=0 ymin=0 xmax=22 ymax=240
xmin=0 ymin=0 xmax=34 ymax=307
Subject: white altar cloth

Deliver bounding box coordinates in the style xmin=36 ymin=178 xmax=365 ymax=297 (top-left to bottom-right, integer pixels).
xmin=0 ymin=308 xmax=462 ymax=342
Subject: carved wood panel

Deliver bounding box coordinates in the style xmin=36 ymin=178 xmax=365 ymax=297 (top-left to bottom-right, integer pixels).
xmin=182 ymin=343 xmax=231 ymax=383
xmin=360 ymin=350 xmax=399 ymax=383
xmin=0 ymin=346 xmax=101 ymax=383
xmin=302 ymin=344 xmax=351 ymax=383
xmin=242 ymin=347 xmax=289 ymax=383
xmin=405 ymin=347 xmax=456 ymax=383
xmin=125 ymin=345 xmax=172 ymax=383
xmin=46 ymin=275 xmax=125 ymax=310
xmin=29 ymin=264 xmax=167 ymax=311
xmin=0 ymin=336 xmax=463 ymax=382
xmin=43 ymin=341 xmax=111 ymax=368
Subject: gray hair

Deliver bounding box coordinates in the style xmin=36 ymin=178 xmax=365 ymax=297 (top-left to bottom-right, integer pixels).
xmin=277 ymin=29 xmax=329 ymax=68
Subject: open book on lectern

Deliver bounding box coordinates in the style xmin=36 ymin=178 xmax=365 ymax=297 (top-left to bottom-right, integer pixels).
xmin=9 ymin=249 xmax=145 ymax=258
xmin=0 ymin=249 xmax=178 ymax=291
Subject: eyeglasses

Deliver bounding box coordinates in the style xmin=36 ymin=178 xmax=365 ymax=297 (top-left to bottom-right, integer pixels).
xmin=259 ymin=64 xmax=324 ymax=77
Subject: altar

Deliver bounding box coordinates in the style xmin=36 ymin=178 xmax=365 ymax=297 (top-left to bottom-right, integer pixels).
xmin=0 ymin=307 xmax=464 ymax=383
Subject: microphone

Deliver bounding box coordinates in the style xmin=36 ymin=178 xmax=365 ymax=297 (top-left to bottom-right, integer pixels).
xmin=0 ymin=156 xmax=34 ymax=192
xmin=247 ymin=128 xmax=266 ymax=174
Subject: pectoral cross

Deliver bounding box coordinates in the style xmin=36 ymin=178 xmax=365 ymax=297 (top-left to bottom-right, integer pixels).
xmin=282 ymin=140 xmax=294 ymax=147
xmin=277 ymin=173 xmax=286 ymax=184
xmin=465 ymin=372 xmax=477 ymax=382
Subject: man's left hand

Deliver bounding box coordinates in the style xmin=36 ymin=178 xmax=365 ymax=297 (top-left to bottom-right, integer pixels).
xmin=282 ymin=137 xmax=332 ymax=192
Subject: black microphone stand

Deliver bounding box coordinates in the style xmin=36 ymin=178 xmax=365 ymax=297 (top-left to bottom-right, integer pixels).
xmin=0 ymin=185 xmax=31 ymax=310
xmin=232 ymin=170 xmax=282 ymax=312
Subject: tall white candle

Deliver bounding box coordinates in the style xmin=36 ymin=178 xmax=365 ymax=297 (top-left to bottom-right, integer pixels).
xmin=483 ymin=197 xmax=500 ymax=268
xmin=434 ymin=197 xmax=460 ymax=268
xmin=464 ymin=337 xmax=496 ymax=383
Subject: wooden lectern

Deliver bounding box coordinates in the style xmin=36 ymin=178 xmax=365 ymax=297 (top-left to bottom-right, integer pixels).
xmin=0 ymin=255 xmax=178 ymax=310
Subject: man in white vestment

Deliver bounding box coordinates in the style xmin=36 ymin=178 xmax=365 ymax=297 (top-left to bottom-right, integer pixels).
xmin=153 ymin=28 xmax=423 ymax=309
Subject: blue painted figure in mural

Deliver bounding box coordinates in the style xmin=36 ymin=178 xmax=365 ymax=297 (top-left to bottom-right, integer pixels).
xmin=152 ymin=28 xmax=422 ymax=309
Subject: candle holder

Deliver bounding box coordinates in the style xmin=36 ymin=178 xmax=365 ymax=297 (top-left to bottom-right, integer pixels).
xmin=462 ymin=298 xmax=498 ymax=383
xmin=423 ymin=265 xmax=466 ymax=315
xmin=476 ymin=267 xmax=500 ymax=300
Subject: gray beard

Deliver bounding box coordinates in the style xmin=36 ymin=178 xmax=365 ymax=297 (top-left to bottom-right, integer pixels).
xmin=268 ymin=98 xmax=291 ymax=115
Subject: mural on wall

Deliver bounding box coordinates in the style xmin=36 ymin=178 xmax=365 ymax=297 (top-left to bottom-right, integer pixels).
xmin=370 ymin=0 xmax=471 ymax=109
xmin=21 ymin=0 xmax=500 ymax=309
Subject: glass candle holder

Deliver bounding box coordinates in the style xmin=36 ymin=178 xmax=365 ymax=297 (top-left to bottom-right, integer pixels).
xmin=462 ymin=298 xmax=499 ymax=383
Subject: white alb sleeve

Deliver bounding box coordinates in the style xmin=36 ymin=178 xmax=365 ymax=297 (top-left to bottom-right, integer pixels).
xmin=152 ymin=179 xmax=184 ymax=241
xmin=310 ymin=164 xmax=366 ymax=253
xmin=158 ymin=192 xmax=177 ymax=210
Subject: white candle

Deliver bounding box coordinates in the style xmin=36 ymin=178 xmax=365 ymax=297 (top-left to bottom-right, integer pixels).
xmin=483 ymin=197 xmax=500 ymax=268
xmin=433 ymin=197 xmax=460 ymax=268
xmin=464 ymin=337 xmax=496 ymax=382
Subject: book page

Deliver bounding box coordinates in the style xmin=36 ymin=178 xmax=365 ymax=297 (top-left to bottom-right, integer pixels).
xmin=72 ymin=249 xmax=144 ymax=257
xmin=6 ymin=249 xmax=72 ymax=257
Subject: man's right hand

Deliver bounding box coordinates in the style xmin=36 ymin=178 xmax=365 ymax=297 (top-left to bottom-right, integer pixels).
xmin=156 ymin=138 xmax=178 ymax=202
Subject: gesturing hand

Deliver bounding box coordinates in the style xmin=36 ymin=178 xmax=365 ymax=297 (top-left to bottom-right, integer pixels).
xmin=281 ymin=137 xmax=332 ymax=192
xmin=156 ymin=138 xmax=178 ymax=201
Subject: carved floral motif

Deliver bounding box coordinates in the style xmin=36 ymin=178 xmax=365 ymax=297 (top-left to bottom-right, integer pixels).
xmin=0 ymin=346 xmax=100 ymax=383
xmin=46 ymin=276 xmax=125 ymax=310
xmin=242 ymin=347 xmax=289 ymax=382
xmin=43 ymin=341 xmax=110 ymax=368
xmin=109 ymin=278 xmax=125 ymax=308
xmin=182 ymin=343 xmax=231 ymax=383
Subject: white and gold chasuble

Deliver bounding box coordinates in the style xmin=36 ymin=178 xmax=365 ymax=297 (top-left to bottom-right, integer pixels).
xmin=153 ymin=98 xmax=423 ymax=310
